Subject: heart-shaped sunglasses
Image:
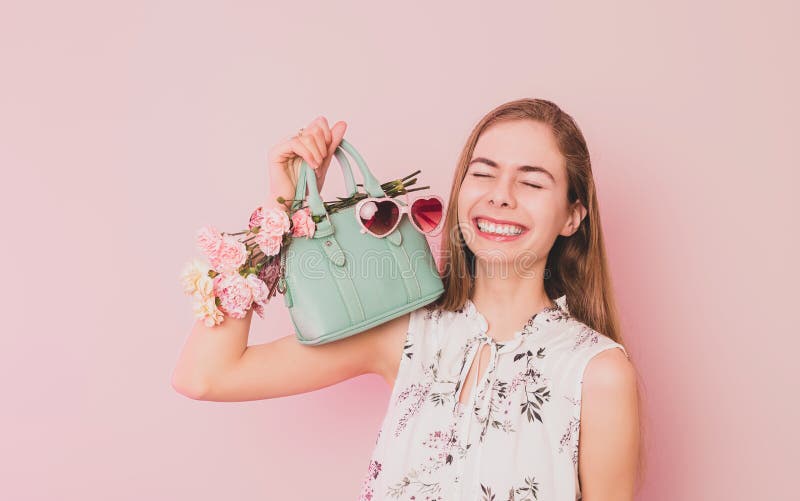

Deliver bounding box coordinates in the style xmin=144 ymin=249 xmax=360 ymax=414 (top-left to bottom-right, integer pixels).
xmin=355 ymin=195 xmax=446 ymax=238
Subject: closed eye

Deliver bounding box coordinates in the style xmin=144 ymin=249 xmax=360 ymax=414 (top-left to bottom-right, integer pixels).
xmin=472 ymin=173 xmax=541 ymax=189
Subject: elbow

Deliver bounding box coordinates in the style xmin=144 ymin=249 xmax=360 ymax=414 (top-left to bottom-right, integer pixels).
xmin=171 ymin=373 xmax=209 ymax=400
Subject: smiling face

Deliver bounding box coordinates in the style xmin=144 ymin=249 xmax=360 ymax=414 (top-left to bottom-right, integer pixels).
xmin=456 ymin=119 xmax=586 ymax=271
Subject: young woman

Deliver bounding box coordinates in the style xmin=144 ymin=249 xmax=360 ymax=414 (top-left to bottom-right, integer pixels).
xmin=172 ymin=99 xmax=643 ymax=500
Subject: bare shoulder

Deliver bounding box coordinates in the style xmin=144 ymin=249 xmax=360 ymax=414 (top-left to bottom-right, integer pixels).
xmin=583 ymin=346 xmax=636 ymax=392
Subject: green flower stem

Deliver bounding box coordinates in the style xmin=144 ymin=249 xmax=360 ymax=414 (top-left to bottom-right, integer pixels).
xmin=281 ymin=170 xmax=426 ymax=215
xmin=400 ymin=169 xmax=422 ymax=181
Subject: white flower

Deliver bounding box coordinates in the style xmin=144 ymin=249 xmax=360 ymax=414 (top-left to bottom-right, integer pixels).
xmin=180 ymin=258 xmax=212 ymax=296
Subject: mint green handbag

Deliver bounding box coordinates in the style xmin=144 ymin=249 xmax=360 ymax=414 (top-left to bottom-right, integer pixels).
xmin=279 ymin=138 xmax=444 ymax=345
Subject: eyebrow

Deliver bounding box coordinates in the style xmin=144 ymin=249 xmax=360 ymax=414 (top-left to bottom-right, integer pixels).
xmin=468 ymin=157 xmax=556 ymax=183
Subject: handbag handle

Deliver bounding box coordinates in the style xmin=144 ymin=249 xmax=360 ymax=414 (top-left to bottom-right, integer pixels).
xmin=291 ymin=149 xmax=359 ymax=212
xmin=291 ymin=138 xmax=387 ymax=218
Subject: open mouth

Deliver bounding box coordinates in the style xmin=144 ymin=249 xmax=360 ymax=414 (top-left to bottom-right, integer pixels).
xmin=472 ymin=216 xmax=528 ymax=241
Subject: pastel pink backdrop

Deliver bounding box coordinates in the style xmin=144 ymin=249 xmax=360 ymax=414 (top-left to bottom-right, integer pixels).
xmin=2 ymin=1 xmax=797 ymax=500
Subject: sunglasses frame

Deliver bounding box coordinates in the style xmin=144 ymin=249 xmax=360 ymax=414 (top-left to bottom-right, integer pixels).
xmin=354 ymin=194 xmax=446 ymax=238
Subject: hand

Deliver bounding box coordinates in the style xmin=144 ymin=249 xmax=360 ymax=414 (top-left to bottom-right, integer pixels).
xmin=267 ymin=116 xmax=347 ymax=210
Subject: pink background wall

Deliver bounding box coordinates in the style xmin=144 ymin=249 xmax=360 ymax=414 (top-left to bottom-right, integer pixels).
xmin=3 ymin=1 xmax=797 ymax=499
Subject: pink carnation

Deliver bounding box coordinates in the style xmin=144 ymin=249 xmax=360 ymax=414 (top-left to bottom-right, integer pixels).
xmin=212 ymin=234 xmax=248 ymax=273
xmin=249 ymin=206 xmax=265 ymax=230
xmin=196 ymin=225 xmax=222 ymax=260
xmin=291 ymin=207 xmax=316 ymax=238
xmin=256 ymin=231 xmax=283 ymax=257
xmin=213 ymin=273 xmax=253 ymax=319
xmin=246 ymin=274 xmax=270 ymax=318
xmin=260 ymin=207 xmax=291 ymax=237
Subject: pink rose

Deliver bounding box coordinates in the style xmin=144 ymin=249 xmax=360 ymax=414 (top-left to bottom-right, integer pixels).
xmin=256 ymin=231 xmax=283 ymax=257
xmin=260 ymin=207 xmax=291 ymax=237
xmin=196 ymin=225 xmax=222 ymax=260
xmin=213 ymin=273 xmax=253 ymax=319
xmin=291 ymin=207 xmax=316 ymax=238
xmin=212 ymin=234 xmax=248 ymax=273
xmin=249 ymin=206 xmax=264 ymax=230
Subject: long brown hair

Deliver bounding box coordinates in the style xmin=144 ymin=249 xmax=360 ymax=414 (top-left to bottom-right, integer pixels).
xmin=432 ymin=97 xmax=647 ymax=486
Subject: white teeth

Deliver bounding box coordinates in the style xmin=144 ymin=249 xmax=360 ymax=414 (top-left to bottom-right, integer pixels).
xmin=476 ymin=218 xmax=523 ymax=235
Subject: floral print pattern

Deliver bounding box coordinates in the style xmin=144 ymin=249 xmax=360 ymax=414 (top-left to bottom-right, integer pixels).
xmin=358 ymin=295 xmax=629 ymax=501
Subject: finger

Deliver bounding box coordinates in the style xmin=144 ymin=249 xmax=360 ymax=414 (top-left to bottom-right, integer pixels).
xmin=308 ymin=116 xmax=332 ymax=152
xmin=290 ymin=137 xmax=319 ymax=168
xmin=306 ymin=115 xmax=322 ymax=130
xmin=300 ymin=121 xmax=326 ymax=164
xmin=308 ymin=127 xmax=328 ymax=165
xmin=269 ymin=136 xmax=302 ymax=164
xmin=328 ymin=121 xmax=347 ymax=155
xmin=297 ymin=134 xmax=323 ymax=166
xmin=316 ymin=116 xmax=332 ymax=144
xmin=307 ymin=116 xmax=329 ymax=144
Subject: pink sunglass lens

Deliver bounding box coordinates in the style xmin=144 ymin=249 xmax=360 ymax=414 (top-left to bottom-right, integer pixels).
xmin=410 ymin=197 xmax=443 ymax=233
xmin=358 ymin=200 xmax=400 ymax=236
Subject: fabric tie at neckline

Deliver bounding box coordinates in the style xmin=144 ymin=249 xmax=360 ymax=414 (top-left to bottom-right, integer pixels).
xmin=463 ymin=295 xmax=568 ymax=354
xmin=451 ymin=295 xmax=569 ymax=416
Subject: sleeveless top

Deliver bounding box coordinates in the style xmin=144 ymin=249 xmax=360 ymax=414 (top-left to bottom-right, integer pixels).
xmin=357 ymin=295 xmax=629 ymax=501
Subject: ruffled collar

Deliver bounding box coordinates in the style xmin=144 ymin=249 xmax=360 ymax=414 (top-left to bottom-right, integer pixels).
xmin=461 ymin=295 xmax=569 ymax=353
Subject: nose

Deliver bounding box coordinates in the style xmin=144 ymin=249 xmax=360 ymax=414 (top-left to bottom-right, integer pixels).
xmin=487 ymin=179 xmax=515 ymax=208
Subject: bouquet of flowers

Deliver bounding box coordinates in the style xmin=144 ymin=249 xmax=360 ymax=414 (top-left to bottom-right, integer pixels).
xmin=180 ymin=170 xmax=428 ymax=327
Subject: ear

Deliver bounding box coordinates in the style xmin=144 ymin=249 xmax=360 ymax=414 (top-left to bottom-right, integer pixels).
xmin=560 ymin=201 xmax=588 ymax=237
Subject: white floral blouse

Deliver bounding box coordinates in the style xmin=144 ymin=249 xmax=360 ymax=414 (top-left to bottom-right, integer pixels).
xmin=357 ymin=295 xmax=629 ymax=501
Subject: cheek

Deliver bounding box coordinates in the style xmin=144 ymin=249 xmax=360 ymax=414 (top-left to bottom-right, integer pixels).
xmin=521 ymin=193 xmax=564 ymax=231
xmin=522 ymin=189 xmax=558 ymax=212
xmin=537 ymin=204 xmax=571 ymax=240
xmin=456 ymin=185 xmax=482 ymax=214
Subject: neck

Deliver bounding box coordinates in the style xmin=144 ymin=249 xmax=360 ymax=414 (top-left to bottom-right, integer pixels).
xmin=470 ymin=260 xmax=555 ymax=335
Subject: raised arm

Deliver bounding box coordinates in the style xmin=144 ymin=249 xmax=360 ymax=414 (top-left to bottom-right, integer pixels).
xmin=171 ymin=311 xmax=409 ymax=402
xmin=172 ymin=116 xmax=410 ymax=401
